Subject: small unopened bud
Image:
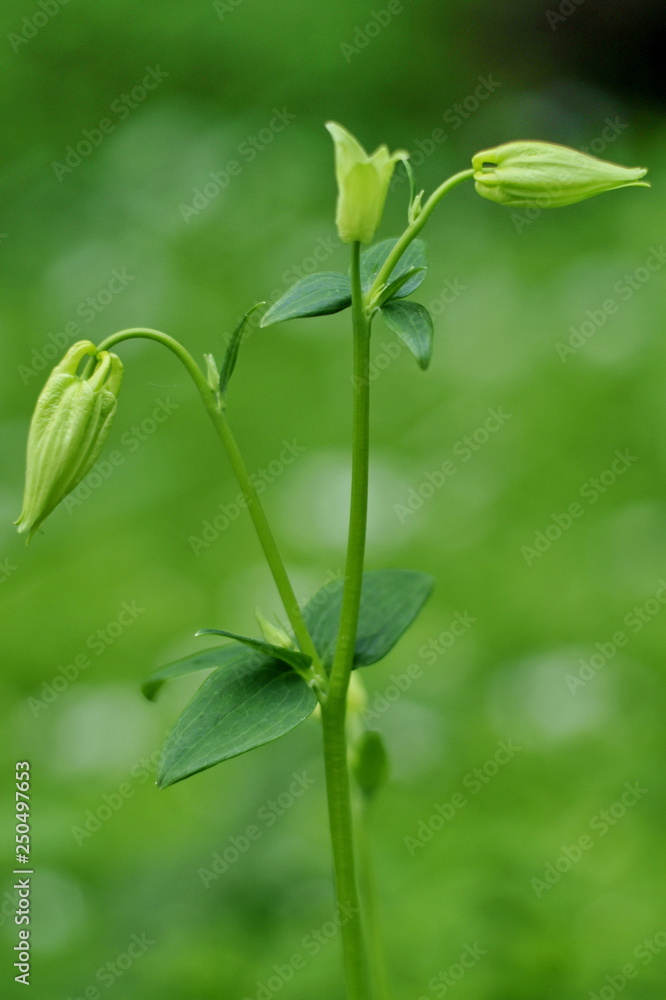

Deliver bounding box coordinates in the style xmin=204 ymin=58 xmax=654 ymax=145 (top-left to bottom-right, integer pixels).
xmin=16 ymin=341 xmax=123 ymax=540
xmin=326 ymin=122 xmax=408 ymax=244
xmin=255 ymin=608 xmax=295 ymax=650
xmin=472 ymin=141 xmax=649 ymax=208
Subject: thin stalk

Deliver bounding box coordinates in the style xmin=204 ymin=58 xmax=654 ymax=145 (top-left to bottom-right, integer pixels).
xmin=321 ymin=242 xmax=373 ymax=999
xmin=96 ymin=328 xmax=325 ymax=687
xmin=366 ymin=168 xmax=474 ymax=306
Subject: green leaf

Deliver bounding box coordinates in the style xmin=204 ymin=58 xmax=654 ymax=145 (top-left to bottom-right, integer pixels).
xmin=157 ymin=657 xmax=317 ymax=787
xmin=381 ymin=300 xmax=434 ymax=370
xmin=260 ymin=273 xmax=352 ymax=327
xmin=302 ymin=569 xmax=434 ymax=670
xmin=219 ymin=303 xmax=265 ymax=398
xmin=195 ymin=628 xmax=312 ymax=675
xmin=376 ymin=267 xmax=426 ymax=307
xmin=360 ymin=239 xmax=429 ymax=300
xmin=353 ymin=730 xmax=389 ymax=799
xmin=142 ymin=644 xmax=260 ymax=701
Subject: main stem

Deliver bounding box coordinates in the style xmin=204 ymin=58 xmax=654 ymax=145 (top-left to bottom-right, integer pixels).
xmin=96 ymin=328 xmax=324 ymax=683
xmin=322 ymin=242 xmax=373 ymax=999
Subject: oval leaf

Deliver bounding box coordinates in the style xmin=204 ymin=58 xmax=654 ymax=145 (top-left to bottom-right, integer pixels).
xmin=142 ymin=644 xmax=260 ymax=702
xmin=381 ymin=300 xmax=434 ymax=370
xmin=157 ymin=658 xmax=317 ymax=787
xmin=302 ymin=569 xmax=434 ymax=670
xmin=360 ymin=238 xmax=429 ymax=300
xmin=260 ymin=273 xmax=352 ymax=327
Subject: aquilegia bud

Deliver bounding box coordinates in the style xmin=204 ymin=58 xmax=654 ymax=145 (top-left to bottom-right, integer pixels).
xmin=16 ymin=340 xmax=123 ymax=540
xmin=472 ymin=141 xmax=649 ymax=208
xmin=326 ymin=122 xmax=408 ymax=244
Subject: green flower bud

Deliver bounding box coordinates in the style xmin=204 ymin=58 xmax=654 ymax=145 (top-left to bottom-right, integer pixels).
xmin=326 ymin=122 xmax=408 ymax=244
xmin=16 ymin=341 xmax=123 ymax=540
xmin=255 ymin=608 xmax=295 ymax=650
xmin=472 ymin=141 xmax=649 ymax=208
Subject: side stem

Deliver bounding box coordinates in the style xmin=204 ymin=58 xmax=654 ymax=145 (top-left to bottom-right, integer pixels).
xmin=366 ymin=168 xmax=474 ymax=306
xmin=96 ymin=328 xmax=324 ymax=684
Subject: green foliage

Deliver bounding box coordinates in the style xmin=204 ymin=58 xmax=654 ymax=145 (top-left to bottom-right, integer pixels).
xmin=218 ymin=303 xmax=265 ymax=399
xmin=195 ymin=627 xmax=312 ymax=674
xmin=360 ymin=238 xmax=429 ymax=300
xmin=157 ymin=651 xmax=317 ymax=787
xmin=142 ymin=644 xmax=255 ymax=701
xmin=375 ymin=267 xmax=427 ymax=306
xmin=260 ymin=273 xmax=352 ymax=326
xmin=151 ymin=570 xmax=430 ymax=785
xmin=380 ymin=299 xmax=434 ymax=370
xmin=303 ymin=569 xmax=434 ymax=670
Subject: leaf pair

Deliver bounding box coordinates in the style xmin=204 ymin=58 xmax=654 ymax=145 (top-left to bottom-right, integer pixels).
xmin=147 ymin=569 xmax=433 ymax=787
xmin=260 ymin=239 xmax=435 ymax=370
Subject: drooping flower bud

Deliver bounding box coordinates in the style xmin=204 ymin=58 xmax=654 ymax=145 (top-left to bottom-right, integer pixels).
xmin=16 ymin=341 xmax=123 ymax=540
xmin=472 ymin=141 xmax=649 ymax=208
xmin=326 ymin=122 xmax=408 ymax=244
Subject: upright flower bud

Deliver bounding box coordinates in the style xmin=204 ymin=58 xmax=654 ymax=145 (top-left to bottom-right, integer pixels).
xmin=16 ymin=341 xmax=123 ymax=540
xmin=472 ymin=141 xmax=649 ymax=208
xmin=326 ymin=122 xmax=408 ymax=244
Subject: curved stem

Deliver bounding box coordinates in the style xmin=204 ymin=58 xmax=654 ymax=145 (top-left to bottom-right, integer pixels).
xmin=321 ymin=244 xmax=372 ymax=999
xmin=367 ymin=168 xmax=474 ymax=306
xmin=96 ymin=328 xmax=325 ymax=687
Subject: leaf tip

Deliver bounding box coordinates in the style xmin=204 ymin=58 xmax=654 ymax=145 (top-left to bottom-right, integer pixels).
xmin=141 ymin=680 xmax=161 ymax=702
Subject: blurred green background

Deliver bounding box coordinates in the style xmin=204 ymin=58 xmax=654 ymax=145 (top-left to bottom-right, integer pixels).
xmin=1 ymin=1 xmax=665 ymax=997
